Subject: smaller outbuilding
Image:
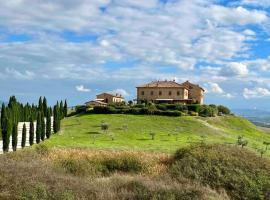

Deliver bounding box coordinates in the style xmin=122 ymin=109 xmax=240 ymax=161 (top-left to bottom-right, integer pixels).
xmin=85 ymin=92 xmax=125 ymax=107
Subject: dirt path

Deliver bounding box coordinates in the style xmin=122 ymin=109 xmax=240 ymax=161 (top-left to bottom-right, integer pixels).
xmin=195 ymin=118 xmax=229 ymax=136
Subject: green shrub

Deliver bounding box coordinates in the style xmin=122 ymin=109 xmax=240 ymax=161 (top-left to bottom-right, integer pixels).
xmin=188 ymin=111 xmax=198 ymax=116
xmin=170 ymin=144 xmax=270 ymax=200
xmin=156 ymin=104 xmax=167 ymax=111
xmin=218 ymin=105 xmax=231 ymax=115
xmin=198 ymin=105 xmax=217 ymax=117
xmin=187 ymin=104 xmax=201 ymax=113
xmin=75 ymin=105 xmax=86 ymax=113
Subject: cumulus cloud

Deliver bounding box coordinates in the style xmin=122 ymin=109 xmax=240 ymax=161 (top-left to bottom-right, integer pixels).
xmin=220 ymin=62 xmax=249 ymax=77
xmin=0 ymin=0 xmax=268 ymax=106
xmin=111 ymin=88 xmax=129 ymax=97
xmin=207 ymin=82 xmax=224 ymax=94
xmin=76 ymin=85 xmax=91 ymax=92
xmin=243 ymin=87 xmax=270 ymax=99
xmin=210 ymin=6 xmax=267 ymax=25
xmin=205 ymin=82 xmax=234 ymax=98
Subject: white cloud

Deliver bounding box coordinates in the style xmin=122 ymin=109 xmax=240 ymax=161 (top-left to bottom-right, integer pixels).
xmin=246 ymin=57 xmax=270 ymax=71
xmin=76 ymin=85 xmax=91 ymax=92
xmin=5 ymin=68 xmax=35 ymax=80
xmin=243 ymin=87 xmax=270 ymax=99
xmin=220 ymin=62 xmax=249 ymax=77
xmin=210 ymin=6 xmax=267 ymax=25
xmin=111 ymin=88 xmax=129 ymax=97
xmin=207 ymin=82 xmax=224 ymax=94
xmin=205 ymin=82 xmax=234 ymax=98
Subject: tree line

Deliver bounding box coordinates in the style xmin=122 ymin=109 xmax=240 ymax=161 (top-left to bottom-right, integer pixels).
xmin=0 ymin=96 xmax=67 ymax=152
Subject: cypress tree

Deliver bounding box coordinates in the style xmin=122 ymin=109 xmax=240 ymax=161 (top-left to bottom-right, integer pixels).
xmin=60 ymin=100 xmax=64 ymax=119
xmin=43 ymin=97 xmax=47 ymax=116
xmin=46 ymin=108 xmax=51 ymax=139
xmin=53 ymin=105 xmax=58 ymax=133
xmin=29 ymin=119 xmax=34 ymax=146
xmin=21 ymin=123 xmax=26 ymax=148
xmin=36 ymin=112 xmax=41 ymax=144
xmin=12 ymin=124 xmax=18 ymax=151
xmin=38 ymin=97 xmax=43 ymax=113
xmin=1 ymin=104 xmax=10 ymax=152
xmin=64 ymin=100 xmax=68 ymax=117
xmin=41 ymin=111 xmax=45 ymax=141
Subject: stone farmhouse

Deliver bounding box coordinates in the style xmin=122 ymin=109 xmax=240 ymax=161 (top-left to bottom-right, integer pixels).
xmin=86 ymin=92 xmax=125 ymax=107
xmin=136 ymin=80 xmax=204 ymax=104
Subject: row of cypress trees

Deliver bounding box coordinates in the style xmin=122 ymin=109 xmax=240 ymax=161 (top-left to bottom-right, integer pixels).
xmin=0 ymin=96 xmax=68 ymax=152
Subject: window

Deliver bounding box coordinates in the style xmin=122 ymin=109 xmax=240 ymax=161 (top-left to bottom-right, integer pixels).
xmin=151 ymin=91 xmax=154 ymax=95
xmin=169 ymin=91 xmax=172 ymax=96
xmin=159 ymin=91 xmax=162 ymax=95
xmin=141 ymin=91 xmax=144 ymax=95
xmin=177 ymin=91 xmax=180 ymax=96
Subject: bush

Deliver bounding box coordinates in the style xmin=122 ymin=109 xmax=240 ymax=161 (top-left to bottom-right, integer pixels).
xmin=75 ymin=105 xmax=86 ymax=113
xmin=199 ymin=105 xmax=217 ymax=117
xmin=187 ymin=104 xmax=201 ymax=113
xmin=170 ymin=144 xmax=270 ymax=200
xmin=189 ymin=111 xmax=198 ymax=116
xmin=101 ymin=156 xmax=143 ymax=174
xmin=93 ymin=106 xmax=117 ymax=114
xmin=218 ymin=105 xmax=231 ymax=115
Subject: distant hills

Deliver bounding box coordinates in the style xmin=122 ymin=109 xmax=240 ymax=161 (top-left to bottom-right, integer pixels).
xmin=233 ymin=109 xmax=270 ymax=128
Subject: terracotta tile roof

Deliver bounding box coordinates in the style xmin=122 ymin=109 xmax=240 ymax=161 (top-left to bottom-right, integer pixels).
xmin=181 ymin=81 xmax=205 ymax=91
xmin=97 ymin=92 xmax=124 ymax=99
xmin=137 ymin=81 xmax=188 ymax=88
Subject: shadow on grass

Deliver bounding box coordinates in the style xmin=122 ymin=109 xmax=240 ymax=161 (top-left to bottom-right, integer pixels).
xmin=65 ymin=124 xmax=80 ymax=127
xmin=86 ymin=131 xmax=102 ymax=135
xmin=137 ymin=138 xmax=152 ymax=141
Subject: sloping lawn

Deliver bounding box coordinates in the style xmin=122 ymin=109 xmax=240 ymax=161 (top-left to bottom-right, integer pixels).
xmin=44 ymin=114 xmax=270 ymax=154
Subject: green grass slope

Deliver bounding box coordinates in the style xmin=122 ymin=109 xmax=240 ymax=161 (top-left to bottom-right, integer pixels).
xmin=45 ymin=114 xmax=270 ymax=154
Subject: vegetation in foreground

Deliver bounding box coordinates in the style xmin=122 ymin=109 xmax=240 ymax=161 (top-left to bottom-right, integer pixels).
xmin=0 ymin=144 xmax=269 ymax=200
xmin=45 ymin=114 xmax=270 ymax=155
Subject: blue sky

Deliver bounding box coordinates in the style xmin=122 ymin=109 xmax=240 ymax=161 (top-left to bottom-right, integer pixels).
xmin=0 ymin=0 xmax=270 ymax=110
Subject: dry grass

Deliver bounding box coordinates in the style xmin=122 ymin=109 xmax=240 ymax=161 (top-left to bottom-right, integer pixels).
xmin=45 ymin=148 xmax=169 ymax=176
xmin=0 ymin=145 xmax=230 ymax=200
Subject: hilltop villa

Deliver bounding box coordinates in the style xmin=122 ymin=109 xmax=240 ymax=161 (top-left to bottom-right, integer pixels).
xmin=136 ymin=80 xmax=204 ymax=104
xmin=86 ymin=92 xmax=125 ymax=107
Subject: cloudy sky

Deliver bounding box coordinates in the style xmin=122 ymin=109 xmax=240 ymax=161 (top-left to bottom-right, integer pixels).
xmin=0 ymin=0 xmax=270 ymax=109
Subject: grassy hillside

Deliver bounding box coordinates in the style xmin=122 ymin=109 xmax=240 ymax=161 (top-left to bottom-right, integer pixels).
xmin=44 ymin=114 xmax=270 ymax=154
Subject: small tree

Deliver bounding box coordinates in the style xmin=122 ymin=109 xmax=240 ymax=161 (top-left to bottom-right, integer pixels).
xmin=257 ymin=148 xmax=267 ymax=158
xmin=122 ymin=124 xmax=128 ymax=132
xmin=263 ymin=141 xmax=270 ymax=151
xmin=237 ymin=136 xmax=248 ymax=148
xmin=101 ymin=122 xmax=109 ymax=133
xmin=91 ymin=135 xmax=97 ymax=144
xmin=29 ymin=119 xmax=34 ymax=146
xmin=149 ymin=132 xmax=156 ymax=140
xmin=12 ymin=124 xmax=18 ymax=151
xmin=21 ymin=123 xmax=27 ymax=148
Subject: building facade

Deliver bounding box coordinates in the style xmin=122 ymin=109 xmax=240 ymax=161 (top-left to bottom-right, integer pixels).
xmin=181 ymin=81 xmax=204 ymax=104
xmin=136 ymin=80 xmax=204 ymax=104
xmin=96 ymin=93 xmax=125 ymax=104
